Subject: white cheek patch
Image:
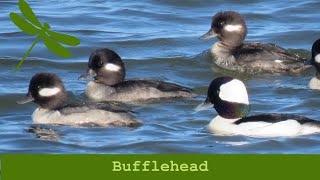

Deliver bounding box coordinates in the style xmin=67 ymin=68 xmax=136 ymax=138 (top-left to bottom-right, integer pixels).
xmin=315 ymin=54 xmax=320 ymax=63
xmin=104 ymin=63 xmax=121 ymax=72
xmin=224 ymin=24 xmax=242 ymax=32
xmin=219 ymin=79 xmax=249 ymax=105
xmin=274 ymin=60 xmax=283 ymax=63
xmin=39 ymin=87 xmax=61 ymax=97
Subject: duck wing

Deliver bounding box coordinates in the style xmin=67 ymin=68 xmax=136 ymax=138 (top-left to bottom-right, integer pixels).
xmin=234 ymin=42 xmax=310 ymax=73
xmin=234 ymin=113 xmax=319 ymax=125
xmin=113 ymin=79 xmax=192 ymax=93
xmin=58 ymin=102 xmax=132 ymax=115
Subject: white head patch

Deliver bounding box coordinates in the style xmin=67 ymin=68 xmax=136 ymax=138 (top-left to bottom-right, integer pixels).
xmin=219 ymin=79 xmax=249 ymax=105
xmin=224 ymin=24 xmax=242 ymax=32
xmin=104 ymin=63 xmax=121 ymax=72
xmin=274 ymin=60 xmax=283 ymax=63
xmin=315 ymin=54 xmax=320 ymax=63
xmin=39 ymin=87 xmax=61 ymax=97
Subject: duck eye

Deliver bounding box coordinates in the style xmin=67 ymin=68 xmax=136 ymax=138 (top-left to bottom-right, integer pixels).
xmin=98 ymin=61 xmax=103 ymax=66
xmin=220 ymin=22 xmax=224 ymax=26
xmin=36 ymin=85 xmax=41 ymax=90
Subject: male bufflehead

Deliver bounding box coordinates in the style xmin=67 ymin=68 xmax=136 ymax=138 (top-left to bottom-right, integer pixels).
xmin=79 ymin=48 xmax=195 ymax=102
xmin=17 ymin=73 xmax=142 ymax=127
xmin=309 ymin=39 xmax=320 ymax=90
xmin=196 ymin=77 xmax=320 ymax=137
xmin=200 ymin=11 xmax=310 ymax=73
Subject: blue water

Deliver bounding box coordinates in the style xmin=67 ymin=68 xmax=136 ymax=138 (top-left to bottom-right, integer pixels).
xmin=1 ymin=0 xmax=320 ymax=153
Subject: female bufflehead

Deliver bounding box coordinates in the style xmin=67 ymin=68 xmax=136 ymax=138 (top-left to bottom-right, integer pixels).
xmin=17 ymin=73 xmax=142 ymax=127
xmin=197 ymin=77 xmax=320 ymax=137
xmin=309 ymin=39 xmax=320 ymax=90
xmin=79 ymin=48 xmax=195 ymax=102
xmin=200 ymin=11 xmax=309 ymax=73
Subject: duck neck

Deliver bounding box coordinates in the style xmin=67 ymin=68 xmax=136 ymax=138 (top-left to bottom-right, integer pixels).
xmin=214 ymin=100 xmax=250 ymax=119
xmin=95 ymin=69 xmax=125 ymax=86
xmin=211 ymin=42 xmax=240 ymax=66
xmin=217 ymin=42 xmax=241 ymax=52
xmin=38 ymin=92 xmax=67 ymax=110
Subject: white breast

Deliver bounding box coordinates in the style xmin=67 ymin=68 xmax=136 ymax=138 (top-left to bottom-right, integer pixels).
xmin=85 ymin=81 xmax=115 ymax=101
xmin=32 ymin=108 xmax=61 ymax=124
xmin=31 ymin=107 xmax=141 ymax=127
xmin=309 ymin=77 xmax=320 ymax=90
xmin=211 ymin=42 xmax=236 ymax=67
xmin=208 ymin=116 xmax=320 ymax=137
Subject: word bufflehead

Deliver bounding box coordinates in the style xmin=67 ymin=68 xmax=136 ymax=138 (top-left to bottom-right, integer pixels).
xmin=309 ymin=39 xmax=320 ymax=90
xmin=200 ymin=11 xmax=309 ymax=73
xmin=79 ymin=48 xmax=195 ymax=102
xmin=197 ymin=77 xmax=320 ymax=137
xmin=17 ymin=73 xmax=142 ymax=127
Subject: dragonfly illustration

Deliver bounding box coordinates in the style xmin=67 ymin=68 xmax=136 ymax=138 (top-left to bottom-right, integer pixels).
xmin=9 ymin=0 xmax=80 ymax=72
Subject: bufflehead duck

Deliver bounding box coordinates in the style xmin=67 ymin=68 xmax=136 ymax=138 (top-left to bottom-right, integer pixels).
xmin=200 ymin=11 xmax=310 ymax=73
xmin=17 ymin=73 xmax=142 ymax=127
xmin=196 ymin=77 xmax=320 ymax=137
xmin=309 ymin=39 xmax=320 ymax=90
xmin=79 ymin=48 xmax=195 ymax=102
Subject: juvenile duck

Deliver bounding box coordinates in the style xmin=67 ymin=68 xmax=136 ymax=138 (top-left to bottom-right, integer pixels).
xmin=17 ymin=73 xmax=142 ymax=127
xmin=201 ymin=11 xmax=309 ymax=73
xmin=79 ymin=48 xmax=195 ymax=102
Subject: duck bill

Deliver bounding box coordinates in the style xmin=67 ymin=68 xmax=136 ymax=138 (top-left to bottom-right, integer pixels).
xmin=200 ymin=29 xmax=217 ymax=40
xmin=194 ymin=98 xmax=213 ymax=111
xmin=16 ymin=93 xmax=34 ymax=104
xmin=78 ymin=69 xmax=97 ymax=80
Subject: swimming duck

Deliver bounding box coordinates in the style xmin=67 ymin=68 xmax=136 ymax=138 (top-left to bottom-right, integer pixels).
xmin=17 ymin=73 xmax=142 ymax=127
xmin=197 ymin=77 xmax=320 ymax=137
xmin=201 ymin=11 xmax=310 ymax=73
xmin=79 ymin=48 xmax=195 ymax=102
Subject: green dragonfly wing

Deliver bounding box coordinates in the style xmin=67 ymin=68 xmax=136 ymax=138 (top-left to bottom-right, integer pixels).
xmin=42 ymin=34 xmax=72 ymax=58
xmin=9 ymin=12 xmax=40 ymax=35
xmin=19 ymin=0 xmax=43 ymax=28
xmin=46 ymin=29 xmax=80 ymax=46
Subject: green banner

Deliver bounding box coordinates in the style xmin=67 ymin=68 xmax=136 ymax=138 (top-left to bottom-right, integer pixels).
xmin=0 ymin=155 xmax=318 ymax=179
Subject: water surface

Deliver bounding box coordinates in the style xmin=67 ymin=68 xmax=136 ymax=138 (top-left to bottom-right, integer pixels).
xmin=0 ymin=0 xmax=320 ymax=153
